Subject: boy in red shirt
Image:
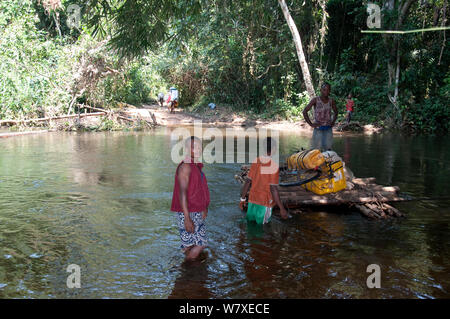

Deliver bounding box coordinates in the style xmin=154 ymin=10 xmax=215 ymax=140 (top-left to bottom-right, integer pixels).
xmin=345 ymin=93 xmax=355 ymax=124
xmin=239 ymin=137 xmax=288 ymax=224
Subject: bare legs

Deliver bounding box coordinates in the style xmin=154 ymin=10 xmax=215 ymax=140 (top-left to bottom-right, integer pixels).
xmin=183 ymin=245 xmax=206 ymax=261
xmin=346 ymin=111 xmax=352 ymax=124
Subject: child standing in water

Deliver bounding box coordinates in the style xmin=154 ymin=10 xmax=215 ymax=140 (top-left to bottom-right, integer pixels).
xmin=239 ymin=137 xmax=288 ymax=224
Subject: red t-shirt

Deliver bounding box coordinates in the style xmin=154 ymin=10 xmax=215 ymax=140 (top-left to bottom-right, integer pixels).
xmin=171 ymin=161 xmax=210 ymax=213
xmin=346 ymin=99 xmax=354 ymax=112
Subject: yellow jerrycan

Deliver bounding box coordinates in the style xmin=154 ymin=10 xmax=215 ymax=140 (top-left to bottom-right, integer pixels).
xmin=303 ymin=160 xmax=347 ymax=195
xmin=287 ymin=149 xmax=325 ymax=170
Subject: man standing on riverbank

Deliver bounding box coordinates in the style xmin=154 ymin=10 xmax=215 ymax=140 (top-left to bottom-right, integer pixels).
xmin=302 ymin=83 xmax=338 ymax=151
xmin=171 ymin=136 xmax=210 ymax=261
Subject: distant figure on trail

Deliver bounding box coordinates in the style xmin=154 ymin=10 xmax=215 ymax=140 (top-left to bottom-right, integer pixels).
xmin=303 ymin=82 xmax=338 ymax=151
xmin=171 ymin=136 xmax=210 ymax=262
xmin=167 ymin=87 xmax=179 ymax=113
xmin=239 ymin=137 xmax=289 ymax=224
xmin=345 ymin=93 xmax=354 ymax=124
xmin=157 ymin=92 xmax=165 ymax=107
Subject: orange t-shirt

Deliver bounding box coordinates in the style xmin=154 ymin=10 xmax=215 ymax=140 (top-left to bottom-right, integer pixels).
xmin=248 ymin=156 xmax=279 ymax=207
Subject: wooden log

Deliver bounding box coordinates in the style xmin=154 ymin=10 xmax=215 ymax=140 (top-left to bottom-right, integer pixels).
xmin=81 ymin=105 xmax=128 ymax=121
xmin=277 ymin=186 xmax=399 ymax=199
xmin=367 ymin=185 xmax=400 ymax=193
xmin=354 ymin=204 xmax=379 ymax=219
xmin=277 ymin=180 xmax=390 ymax=193
xmin=81 ymin=105 xmax=156 ymax=127
xmin=381 ymin=203 xmax=404 ymax=217
xmin=366 ymin=203 xmax=388 ymax=219
xmin=116 ymin=114 xmax=139 ymax=123
xmin=357 ymin=204 xmax=387 ymax=219
xmin=356 ymin=202 xmax=406 ymax=220
xmin=0 ymin=120 xmax=20 ymax=125
xmin=347 ymin=177 xmax=377 ymax=185
xmin=80 ymin=105 xmax=109 ymax=114
xmin=147 ymin=110 xmax=158 ymax=125
xmin=382 ymin=205 xmax=396 ymax=217
xmin=348 ymin=183 xmax=399 ymax=193
xmin=117 ymin=102 xmax=137 ymax=109
xmin=282 ymin=193 xmax=407 ymax=206
xmin=0 ymin=112 xmax=107 ymax=126
xmin=366 ymin=205 xmax=383 ymax=219
xmin=279 ymin=188 xmax=402 ymax=200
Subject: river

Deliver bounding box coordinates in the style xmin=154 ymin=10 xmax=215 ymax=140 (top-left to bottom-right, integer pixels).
xmin=0 ymin=128 xmax=449 ymax=298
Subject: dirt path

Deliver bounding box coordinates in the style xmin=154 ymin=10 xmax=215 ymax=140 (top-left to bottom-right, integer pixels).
xmin=129 ymin=104 xmax=312 ymax=132
xmin=140 ymin=104 xmax=205 ymax=127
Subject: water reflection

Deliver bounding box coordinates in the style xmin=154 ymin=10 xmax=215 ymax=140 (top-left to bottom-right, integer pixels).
xmin=238 ymin=221 xmax=286 ymax=298
xmin=169 ymin=259 xmax=214 ymax=299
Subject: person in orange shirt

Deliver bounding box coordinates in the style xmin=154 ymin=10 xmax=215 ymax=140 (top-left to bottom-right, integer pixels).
xmin=239 ymin=137 xmax=288 ymax=224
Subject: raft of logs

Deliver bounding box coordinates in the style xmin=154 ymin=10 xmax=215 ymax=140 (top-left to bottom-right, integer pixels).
xmin=235 ymin=165 xmax=406 ymax=220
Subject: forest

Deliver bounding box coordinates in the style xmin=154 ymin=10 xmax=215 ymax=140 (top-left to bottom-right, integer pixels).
xmin=0 ymin=0 xmax=449 ymax=133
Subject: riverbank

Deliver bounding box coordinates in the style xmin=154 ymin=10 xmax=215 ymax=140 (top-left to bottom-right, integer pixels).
xmin=139 ymin=104 xmax=383 ymax=134
xmin=141 ymin=104 xmax=311 ymax=131
xmin=0 ymin=103 xmax=383 ymax=135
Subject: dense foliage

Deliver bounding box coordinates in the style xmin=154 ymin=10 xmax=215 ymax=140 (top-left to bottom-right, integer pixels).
xmin=0 ymin=0 xmax=448 ymax=133
xmin=0 ymin=0 xmax=165 ymax=120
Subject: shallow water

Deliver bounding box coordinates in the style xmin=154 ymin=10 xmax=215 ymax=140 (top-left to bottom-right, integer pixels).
xmin=0 ymin=128 xmax=449 ymax=298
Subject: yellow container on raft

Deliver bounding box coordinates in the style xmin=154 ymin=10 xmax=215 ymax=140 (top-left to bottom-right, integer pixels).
xmin=303 ymin=161 xmax=347 ymax=195
xmin=287 ymin=149 xmax=325 ymax=170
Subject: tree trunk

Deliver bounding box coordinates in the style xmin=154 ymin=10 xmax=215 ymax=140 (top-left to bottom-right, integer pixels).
xmin=319 ymin=0 xmax=328 ymax=70
xmin=53 ymin=12 xmax=62 ymax=37
xmin=388 ymin=39 xmax=401 ymax=118
xmin=278 ymin=0 xmax=315 ymax=99
xmin=384 ymin=0 xmax=416 ymax=124
xmin=334 ymin=2 xmax=347 ymax=73
xmin=438 ymin=0 xmax=447 ymax=65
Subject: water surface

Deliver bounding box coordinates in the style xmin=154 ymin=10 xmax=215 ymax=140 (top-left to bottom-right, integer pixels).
xmin=0 ymin=129 xmax=449 ymax=298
